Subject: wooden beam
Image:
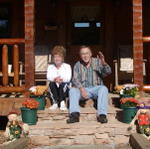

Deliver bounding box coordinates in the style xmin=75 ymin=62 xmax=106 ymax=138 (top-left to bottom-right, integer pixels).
xmin=24 ymin=0 xmax=35 ymax=90
xmin=0 ymin=38 xmax=25 ymax=44
xmin=0 ymin=98 xmax=27 ymax=116
xmin=2 ymin=45 xmax=8 ymax=86
xmin=133 ymin=0 xmax=143 ymax=89
xmin=130 ymin=133 xmax=150 ymax=149
xmin=0 ymin=86 xmax=25 ymax=93
xmin=143 ymin=36 xmax=150 ymax=42
xmin=13 ymin=45 xmax=19 ymax=86
xmin=146 ymin=45 xmax=150 ymax=83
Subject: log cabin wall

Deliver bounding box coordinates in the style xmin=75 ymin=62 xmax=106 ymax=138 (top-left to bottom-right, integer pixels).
xmin=35 ymin=0 xmax=59 ymax=46
xmin=0 ymin=0 xmax=150 ymax=88
xmin=114 ymin=0 xmax=133 ymax=46
xmin=143 ymin=0 xmax=150 ymax=84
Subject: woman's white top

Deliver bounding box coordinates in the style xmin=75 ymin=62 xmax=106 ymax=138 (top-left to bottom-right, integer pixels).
xmin=47 ymin=63 xmax=72 ymax=83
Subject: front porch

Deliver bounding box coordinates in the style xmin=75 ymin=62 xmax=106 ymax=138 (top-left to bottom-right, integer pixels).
xmin=0 ymin=92 xmax=150 ymax=148
xmin=0 ymin=0 xmax=150 ymax=94
xmin=29 ymin=101 xmax=131 ymax=147
xmin=28 ymin=93 xmax=150 ymax=148
xmin=0 ymin=0 xmax=150 ymax=148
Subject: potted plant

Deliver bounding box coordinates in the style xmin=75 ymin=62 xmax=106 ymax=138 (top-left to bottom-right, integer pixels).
xmin=29 ymin=86 xmax=47 ymax=110
xmin=120 ymin=84 xmax=139 ymax=98
xmin=137 ymin=109 xmax=150 ymax=136
xmin=20 ymin=98 xmax=39 ymax=125
xmin=118 ymin=84 xmax=139 ymax=109
xmin=120 ymin=97 xmax=139 ymax=123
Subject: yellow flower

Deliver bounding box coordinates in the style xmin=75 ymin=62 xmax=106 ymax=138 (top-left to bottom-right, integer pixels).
xmin=145 ymin=128 xmax=150 ymax=132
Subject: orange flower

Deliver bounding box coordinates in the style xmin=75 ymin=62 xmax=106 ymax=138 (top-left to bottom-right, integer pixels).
xmin=120 ymin=97 xmax=139 ymax=104
xmin=22 ymin=98 xmax=39 ymax=109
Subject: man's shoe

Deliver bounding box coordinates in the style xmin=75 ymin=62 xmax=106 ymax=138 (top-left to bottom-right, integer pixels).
xmin=97 ymin=114 xmax=108 ymax=123
xmin=66 ymin=112 xmax=80 ymax=124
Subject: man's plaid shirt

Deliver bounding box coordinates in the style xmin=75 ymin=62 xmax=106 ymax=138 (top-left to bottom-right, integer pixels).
xmin=72 ymin=58 xmax=112 ymax=88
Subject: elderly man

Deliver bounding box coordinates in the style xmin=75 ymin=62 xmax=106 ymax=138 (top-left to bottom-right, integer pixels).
xmin=67 ymin=46 xmax=111 ymax=124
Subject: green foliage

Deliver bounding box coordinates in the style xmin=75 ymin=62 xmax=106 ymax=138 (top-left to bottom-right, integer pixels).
xmin=139 ymin=125 xmax=150 ymax=136
xmin=122 ymin=87 xmax=138 ymax=97
xmin=9 ymin=123 xmax=22 ymax=140
xmin=122 ymin=101 xmax=138 ymax=108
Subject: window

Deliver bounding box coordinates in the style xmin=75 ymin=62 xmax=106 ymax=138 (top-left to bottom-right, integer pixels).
xmin=72 ymin=21 xmax=101 ymax=45
xmin=74 ymin=22 xmax=101 ymax=28
xmin=0 ymin=5 xmax=10 ymax=38
xmin=71 ymin=6 xmax=102 ymax=45
xmin=74 ymin=22 xmax=90 ymax=28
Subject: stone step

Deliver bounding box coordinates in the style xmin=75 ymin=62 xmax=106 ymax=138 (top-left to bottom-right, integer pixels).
xmin=30 ymin=120 xmax=130 ymax=135
xmin=29 ymin=120 xmax=131 ymax=146
xmin=32 ymin=144 xmax=132 ymax=149
xmin=46 ymin=93 xmax=121 ymax=109
xmin=29 ymin=106 xmax=132 ymax=147
xmin=37 ymin=106 xmax=122 ymax=121
xmin=29 ymin=94 xmax=132 ymax=147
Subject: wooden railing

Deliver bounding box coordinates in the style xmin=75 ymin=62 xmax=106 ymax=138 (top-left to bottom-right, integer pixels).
xmin=143 ymin=36 xmax=150 ymax=42
xmin=0 ymin=38 xmax=25 ymax=93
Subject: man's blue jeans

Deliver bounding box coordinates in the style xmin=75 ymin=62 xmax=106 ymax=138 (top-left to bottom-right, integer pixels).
xmin=69 ymin=85 xmax=108 ymax=115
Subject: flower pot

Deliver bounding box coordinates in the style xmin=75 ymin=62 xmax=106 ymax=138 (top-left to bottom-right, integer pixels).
xmin=21 ymin=107 xmax=37 ymax=125
xmin=123 ymin=107 xmax=137 ymax=123
xmin=120 ymin=104 xmax=126 ymax=109
xmin=120 ymin=95 xmax=134 ymax=98
xmin=30 ymin=95 xmax=46 ymax=110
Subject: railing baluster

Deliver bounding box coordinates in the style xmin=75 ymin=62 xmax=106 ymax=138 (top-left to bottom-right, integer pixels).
xmin=2 ymin=45 xmax=8 ymax=86
xmin=13 ymin=44 xmax=19 ymax=86
xmin=0 ymin=38 xmax=25 ymax=93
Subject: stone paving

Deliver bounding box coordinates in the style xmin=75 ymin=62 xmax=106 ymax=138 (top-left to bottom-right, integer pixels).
xmin=29 ymin=94 xmax=134 ymax=147
xmin=32 ymin=144 xmax=132 ymax=149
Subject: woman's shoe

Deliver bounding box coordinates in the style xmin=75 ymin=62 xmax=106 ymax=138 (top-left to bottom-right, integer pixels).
xmin=60 ymin=101 xmax=67 ymax=111
xmin=49 ymin=104 xmax=58 ymax=110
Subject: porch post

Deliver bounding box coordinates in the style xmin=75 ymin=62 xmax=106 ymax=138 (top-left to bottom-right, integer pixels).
xmin=24 ymin=0 xmax=35 ymax=89
xmin=133 ymin=0 xmax=143 ymax=88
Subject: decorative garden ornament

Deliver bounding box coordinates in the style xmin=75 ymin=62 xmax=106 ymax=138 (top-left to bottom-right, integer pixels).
xmin=4 ymin=112 xmax=29 ymax=141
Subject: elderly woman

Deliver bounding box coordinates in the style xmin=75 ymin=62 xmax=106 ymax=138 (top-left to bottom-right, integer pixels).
xmin=47 ymin=46 xmax=72 ymax=110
